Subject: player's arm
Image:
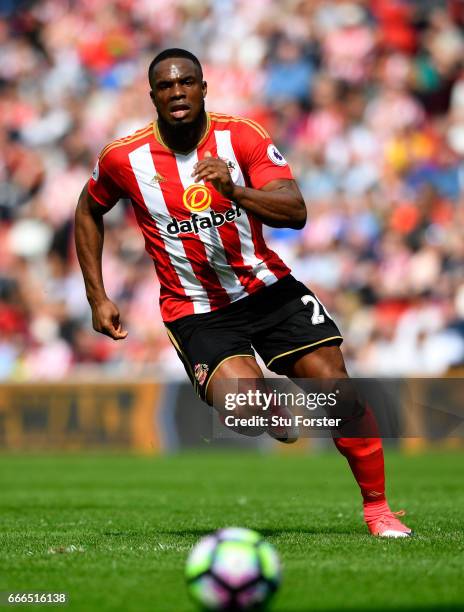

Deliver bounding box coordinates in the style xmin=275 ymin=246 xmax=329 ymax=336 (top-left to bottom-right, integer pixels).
xmin=229 ymin=177 xmax=306 ymax=229
xmin=193 ymin=153 xmax=306 ymax=229
xmin=75 ymin=181 xmax=128 ymax=341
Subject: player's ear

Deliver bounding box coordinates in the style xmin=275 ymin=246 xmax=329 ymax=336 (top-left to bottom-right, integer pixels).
xmin=149 ymin=89 xmax=157 ymax=109
xmin=202 ymin=80 xmax=207 ymax=98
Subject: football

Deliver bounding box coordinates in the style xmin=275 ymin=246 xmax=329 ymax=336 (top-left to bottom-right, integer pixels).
xmin=185 ymin=527 xmax=281 ymax=611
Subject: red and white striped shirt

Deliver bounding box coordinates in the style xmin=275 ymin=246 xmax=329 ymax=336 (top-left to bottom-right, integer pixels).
xmin=88 ymin=112 xmax=293 ymax=322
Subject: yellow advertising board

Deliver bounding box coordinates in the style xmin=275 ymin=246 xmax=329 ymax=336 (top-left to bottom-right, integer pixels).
xmin=0 ymin=381 xmax=162 ymax=452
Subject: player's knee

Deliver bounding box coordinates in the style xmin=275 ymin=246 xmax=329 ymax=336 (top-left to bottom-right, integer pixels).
xmin=327 ymin=377 xmax=365 ymax=420
xmin=319 ymin=365 xmax=347 ymax=380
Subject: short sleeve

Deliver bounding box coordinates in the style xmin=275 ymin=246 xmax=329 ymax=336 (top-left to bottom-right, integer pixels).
xmin=235 ymin=120 xmax=294 ymax=189
xmin=87 ymin=147 xmax=124 ymax=207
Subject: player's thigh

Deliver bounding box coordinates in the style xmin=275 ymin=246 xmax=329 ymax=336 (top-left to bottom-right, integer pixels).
xmin=283 ymin=345 xmax=364 ymax=422
xmin=253 ymin=290 xmax=343 ymax=378
xmin=284 ymin=344 xmax=348 ymax=379
xmin=165 ymin=312 xmax=255 ymax=405
xmin=206 ymin=355 xmax=264 ymax=410
xmin=252 ymin=300 xmax=356 ymax=416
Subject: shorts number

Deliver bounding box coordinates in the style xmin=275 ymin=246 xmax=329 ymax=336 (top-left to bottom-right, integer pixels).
xmin=302 ymin=295 xmax=329 ymax=325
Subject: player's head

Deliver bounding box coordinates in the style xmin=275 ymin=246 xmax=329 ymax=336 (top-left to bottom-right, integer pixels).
xmin=148 ymin=48 xmax=207 ymax=128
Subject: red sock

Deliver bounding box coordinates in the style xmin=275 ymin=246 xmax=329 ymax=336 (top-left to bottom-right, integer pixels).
xmin=333 ymin=407 xmax=386 ymax=504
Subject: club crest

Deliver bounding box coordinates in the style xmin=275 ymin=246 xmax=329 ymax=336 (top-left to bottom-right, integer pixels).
xmin=220 ymin=157 xmax=240 ymax=182
xmin=194 ymin=363 xmax=209 ymax=386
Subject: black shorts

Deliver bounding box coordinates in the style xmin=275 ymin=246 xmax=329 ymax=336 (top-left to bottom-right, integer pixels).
xmin=165 ymin=274 xmax=343 ymax=403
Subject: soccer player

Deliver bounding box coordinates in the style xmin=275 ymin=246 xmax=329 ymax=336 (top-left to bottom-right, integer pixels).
xmin=75 ymin=48 xmax=411 ymax=537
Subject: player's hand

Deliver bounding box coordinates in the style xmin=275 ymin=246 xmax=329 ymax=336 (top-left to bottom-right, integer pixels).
xmin=192 ymin=151 xmax=236 ymax=199
xmin=90 ymin=298 xmax=128 ymax=340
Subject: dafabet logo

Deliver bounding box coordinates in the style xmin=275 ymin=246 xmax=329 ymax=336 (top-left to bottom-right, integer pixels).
xmin=167 ymin=203 xmax=242 ymax=236
xmin=165 ymin=184 xmax=242 ymax=236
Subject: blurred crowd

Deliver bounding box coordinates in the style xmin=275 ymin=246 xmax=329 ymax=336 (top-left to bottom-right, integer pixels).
xmin=1 ymin=0 xmax=464 ymax=380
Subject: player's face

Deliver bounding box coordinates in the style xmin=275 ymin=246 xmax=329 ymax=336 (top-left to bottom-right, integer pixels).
xmin=150 ymin=58 xmax=207 ymax=126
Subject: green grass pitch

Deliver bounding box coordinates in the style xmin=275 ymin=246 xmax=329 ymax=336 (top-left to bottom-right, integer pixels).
xmin=0 ymin=450 xmax=463 ymax=612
